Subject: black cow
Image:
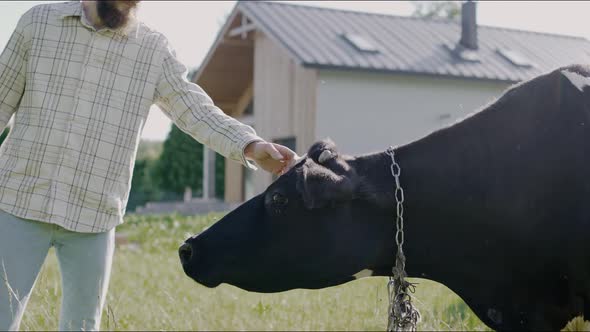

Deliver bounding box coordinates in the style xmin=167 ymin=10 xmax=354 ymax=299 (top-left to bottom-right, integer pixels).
xmin=179 ymin=64 xmax=590 ymax=331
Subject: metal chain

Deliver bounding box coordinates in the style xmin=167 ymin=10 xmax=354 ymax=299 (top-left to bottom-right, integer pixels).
xmin=386 ymin=147 xmax=420 ymax=332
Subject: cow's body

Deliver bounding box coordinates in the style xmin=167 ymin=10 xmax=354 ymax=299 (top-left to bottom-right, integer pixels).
xmin=180 ymin=65 xmax=590 ymax=331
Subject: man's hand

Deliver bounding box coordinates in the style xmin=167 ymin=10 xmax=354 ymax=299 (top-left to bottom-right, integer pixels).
xmin=244 ymin=141 xmax=299 ymax=175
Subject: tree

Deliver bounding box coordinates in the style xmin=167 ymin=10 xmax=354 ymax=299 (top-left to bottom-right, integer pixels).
xmin=215 ymin=152 xmax=225 ymax=200
xmin=136 ymin=140 xmax=163 ymax=160
xmin=411 ymin=1 xmax=461 ymax=21
xmin=127 ymin=157 xmax=161 ymax=211
xmin=155 ymin=125 xmax=204 ymax=197
xmin=129 ymin=124 xmax=227 ymax=211
xmin=127 ymin=139 xmax=164 ymax=211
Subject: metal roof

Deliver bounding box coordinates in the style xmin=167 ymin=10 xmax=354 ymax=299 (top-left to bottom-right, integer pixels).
xmin=238 ymin=1 xmax=590 ymax=82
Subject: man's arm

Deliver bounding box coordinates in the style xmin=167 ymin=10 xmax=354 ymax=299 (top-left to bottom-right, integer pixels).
xmin=0 ymin=12 xmax=30 ymax=132
xmin=153 ymin=40 xmax=298 ymax=174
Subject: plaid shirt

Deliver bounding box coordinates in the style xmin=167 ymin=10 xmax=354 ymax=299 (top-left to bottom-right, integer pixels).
xmin=0 ymin=1 xmax=261 ymax=232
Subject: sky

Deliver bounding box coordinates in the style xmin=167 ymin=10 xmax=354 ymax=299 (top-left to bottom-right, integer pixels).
xmin=1 ymin=1 xmax=590 ymax=141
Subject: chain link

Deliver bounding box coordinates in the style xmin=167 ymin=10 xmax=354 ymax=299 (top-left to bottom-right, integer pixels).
xmin=386 ymin=147 xmax=420 ymax=332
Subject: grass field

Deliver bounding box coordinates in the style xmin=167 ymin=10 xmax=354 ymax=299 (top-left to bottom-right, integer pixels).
xmin=19 ymin=213 xmax=490 ymax=331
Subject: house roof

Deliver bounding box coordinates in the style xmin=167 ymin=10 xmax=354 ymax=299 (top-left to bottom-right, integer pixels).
xmin=237 ymin=1 xmax=590 ymax=82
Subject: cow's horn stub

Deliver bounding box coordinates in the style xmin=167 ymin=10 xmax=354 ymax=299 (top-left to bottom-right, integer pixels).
xmin=318 ymin=150 xmax=334 ymax=163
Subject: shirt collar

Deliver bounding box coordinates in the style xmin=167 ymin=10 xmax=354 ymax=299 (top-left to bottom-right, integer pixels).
xmin=58 ymin=1 xmax=137 ymax=37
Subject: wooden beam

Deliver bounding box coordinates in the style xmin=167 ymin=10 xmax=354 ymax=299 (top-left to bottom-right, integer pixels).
xmin=202 ymin=147 xmax=216 ymax=200
xmin=228 ymin=23 xmax=256 ymax=38
xmin=234 ymin=83 xmax=253 ymax=117
xmin=224 ymin=158 xmax=243 ymax=203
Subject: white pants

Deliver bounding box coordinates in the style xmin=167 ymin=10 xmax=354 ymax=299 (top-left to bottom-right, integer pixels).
xmin=0 ymin=210 xmax=114 ymax=331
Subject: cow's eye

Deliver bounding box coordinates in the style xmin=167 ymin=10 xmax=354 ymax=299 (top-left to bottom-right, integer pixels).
xmin=272 ymin=192 xmax=288 ymax=206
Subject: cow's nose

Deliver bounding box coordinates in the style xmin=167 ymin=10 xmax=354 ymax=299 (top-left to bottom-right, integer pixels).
xmin=179 ymin=242 xmax=193 ymax=264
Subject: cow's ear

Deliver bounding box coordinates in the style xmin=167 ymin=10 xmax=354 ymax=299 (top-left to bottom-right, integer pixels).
xmin=295 ymin=160 xmax=355 ymax=209
xmin=307 ymin=138 xmax=338 ymax=164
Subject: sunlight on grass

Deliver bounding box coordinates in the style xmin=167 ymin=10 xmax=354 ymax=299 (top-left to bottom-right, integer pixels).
xmin=20 ymin=213 xmax=490 ymax=331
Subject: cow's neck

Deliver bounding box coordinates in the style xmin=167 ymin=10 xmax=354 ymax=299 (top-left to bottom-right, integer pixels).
xmin=352 ymin=111 xmax=498 ymax=283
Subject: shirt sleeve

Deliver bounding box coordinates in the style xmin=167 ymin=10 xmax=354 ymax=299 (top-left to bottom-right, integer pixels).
xmin=0 ymin=12 xmax=30 ymax=132
xmin=153 ymin=40 xmax=262 ymax=170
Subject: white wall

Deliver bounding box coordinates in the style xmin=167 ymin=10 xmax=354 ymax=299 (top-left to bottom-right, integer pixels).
xmin=248 ymin=32 xmax=317 ymax=197
xmin=315 ymin=70 xmax=510 ymax=155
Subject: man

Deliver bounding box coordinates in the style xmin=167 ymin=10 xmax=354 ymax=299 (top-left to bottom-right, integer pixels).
xmin=0 ymin=1 xmax=298 ymax=330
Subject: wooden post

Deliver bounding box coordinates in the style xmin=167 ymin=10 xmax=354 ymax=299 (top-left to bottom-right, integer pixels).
xmin=184 ymin=186 xmax=192 ymax=202
xmin=202 ymin=147 xmax=216 ymax=199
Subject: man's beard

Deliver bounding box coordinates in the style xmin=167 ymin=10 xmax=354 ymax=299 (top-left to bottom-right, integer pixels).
xmin=96 ymin=1 xmax=136 ymax=29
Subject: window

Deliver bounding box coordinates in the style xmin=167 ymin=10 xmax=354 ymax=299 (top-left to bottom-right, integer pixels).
xmin=497 ymin=48 xmax=534 ymax=68
xmin=244 ymin=99 xmax=253 ymax=116
xmin=443 ymin=42 xmax=480 ymax=62
xmin=273 ymin=137 xmax=296 ymax=151
xmin=341 ymin=33 xmax=379 ymax=53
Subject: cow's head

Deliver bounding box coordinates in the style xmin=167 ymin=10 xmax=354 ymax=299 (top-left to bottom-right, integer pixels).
xmin=179 ymin=139 xmax=395 ymax=292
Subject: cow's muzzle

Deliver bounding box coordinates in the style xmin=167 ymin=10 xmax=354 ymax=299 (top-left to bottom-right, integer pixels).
xmin=178 ymin=242 xmax=193 ymax=265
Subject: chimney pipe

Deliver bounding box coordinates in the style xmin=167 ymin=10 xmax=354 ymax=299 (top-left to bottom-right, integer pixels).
xmin=459 ymin=1 xmax=477 ymax=50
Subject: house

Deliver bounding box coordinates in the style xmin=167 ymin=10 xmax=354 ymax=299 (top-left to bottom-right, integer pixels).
xmin=193 ymin=1 xmax=590 ymax=203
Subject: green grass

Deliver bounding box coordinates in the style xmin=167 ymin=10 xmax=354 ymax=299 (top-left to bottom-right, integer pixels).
xmin=20 ymin=213 xmax=490 ymax=331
